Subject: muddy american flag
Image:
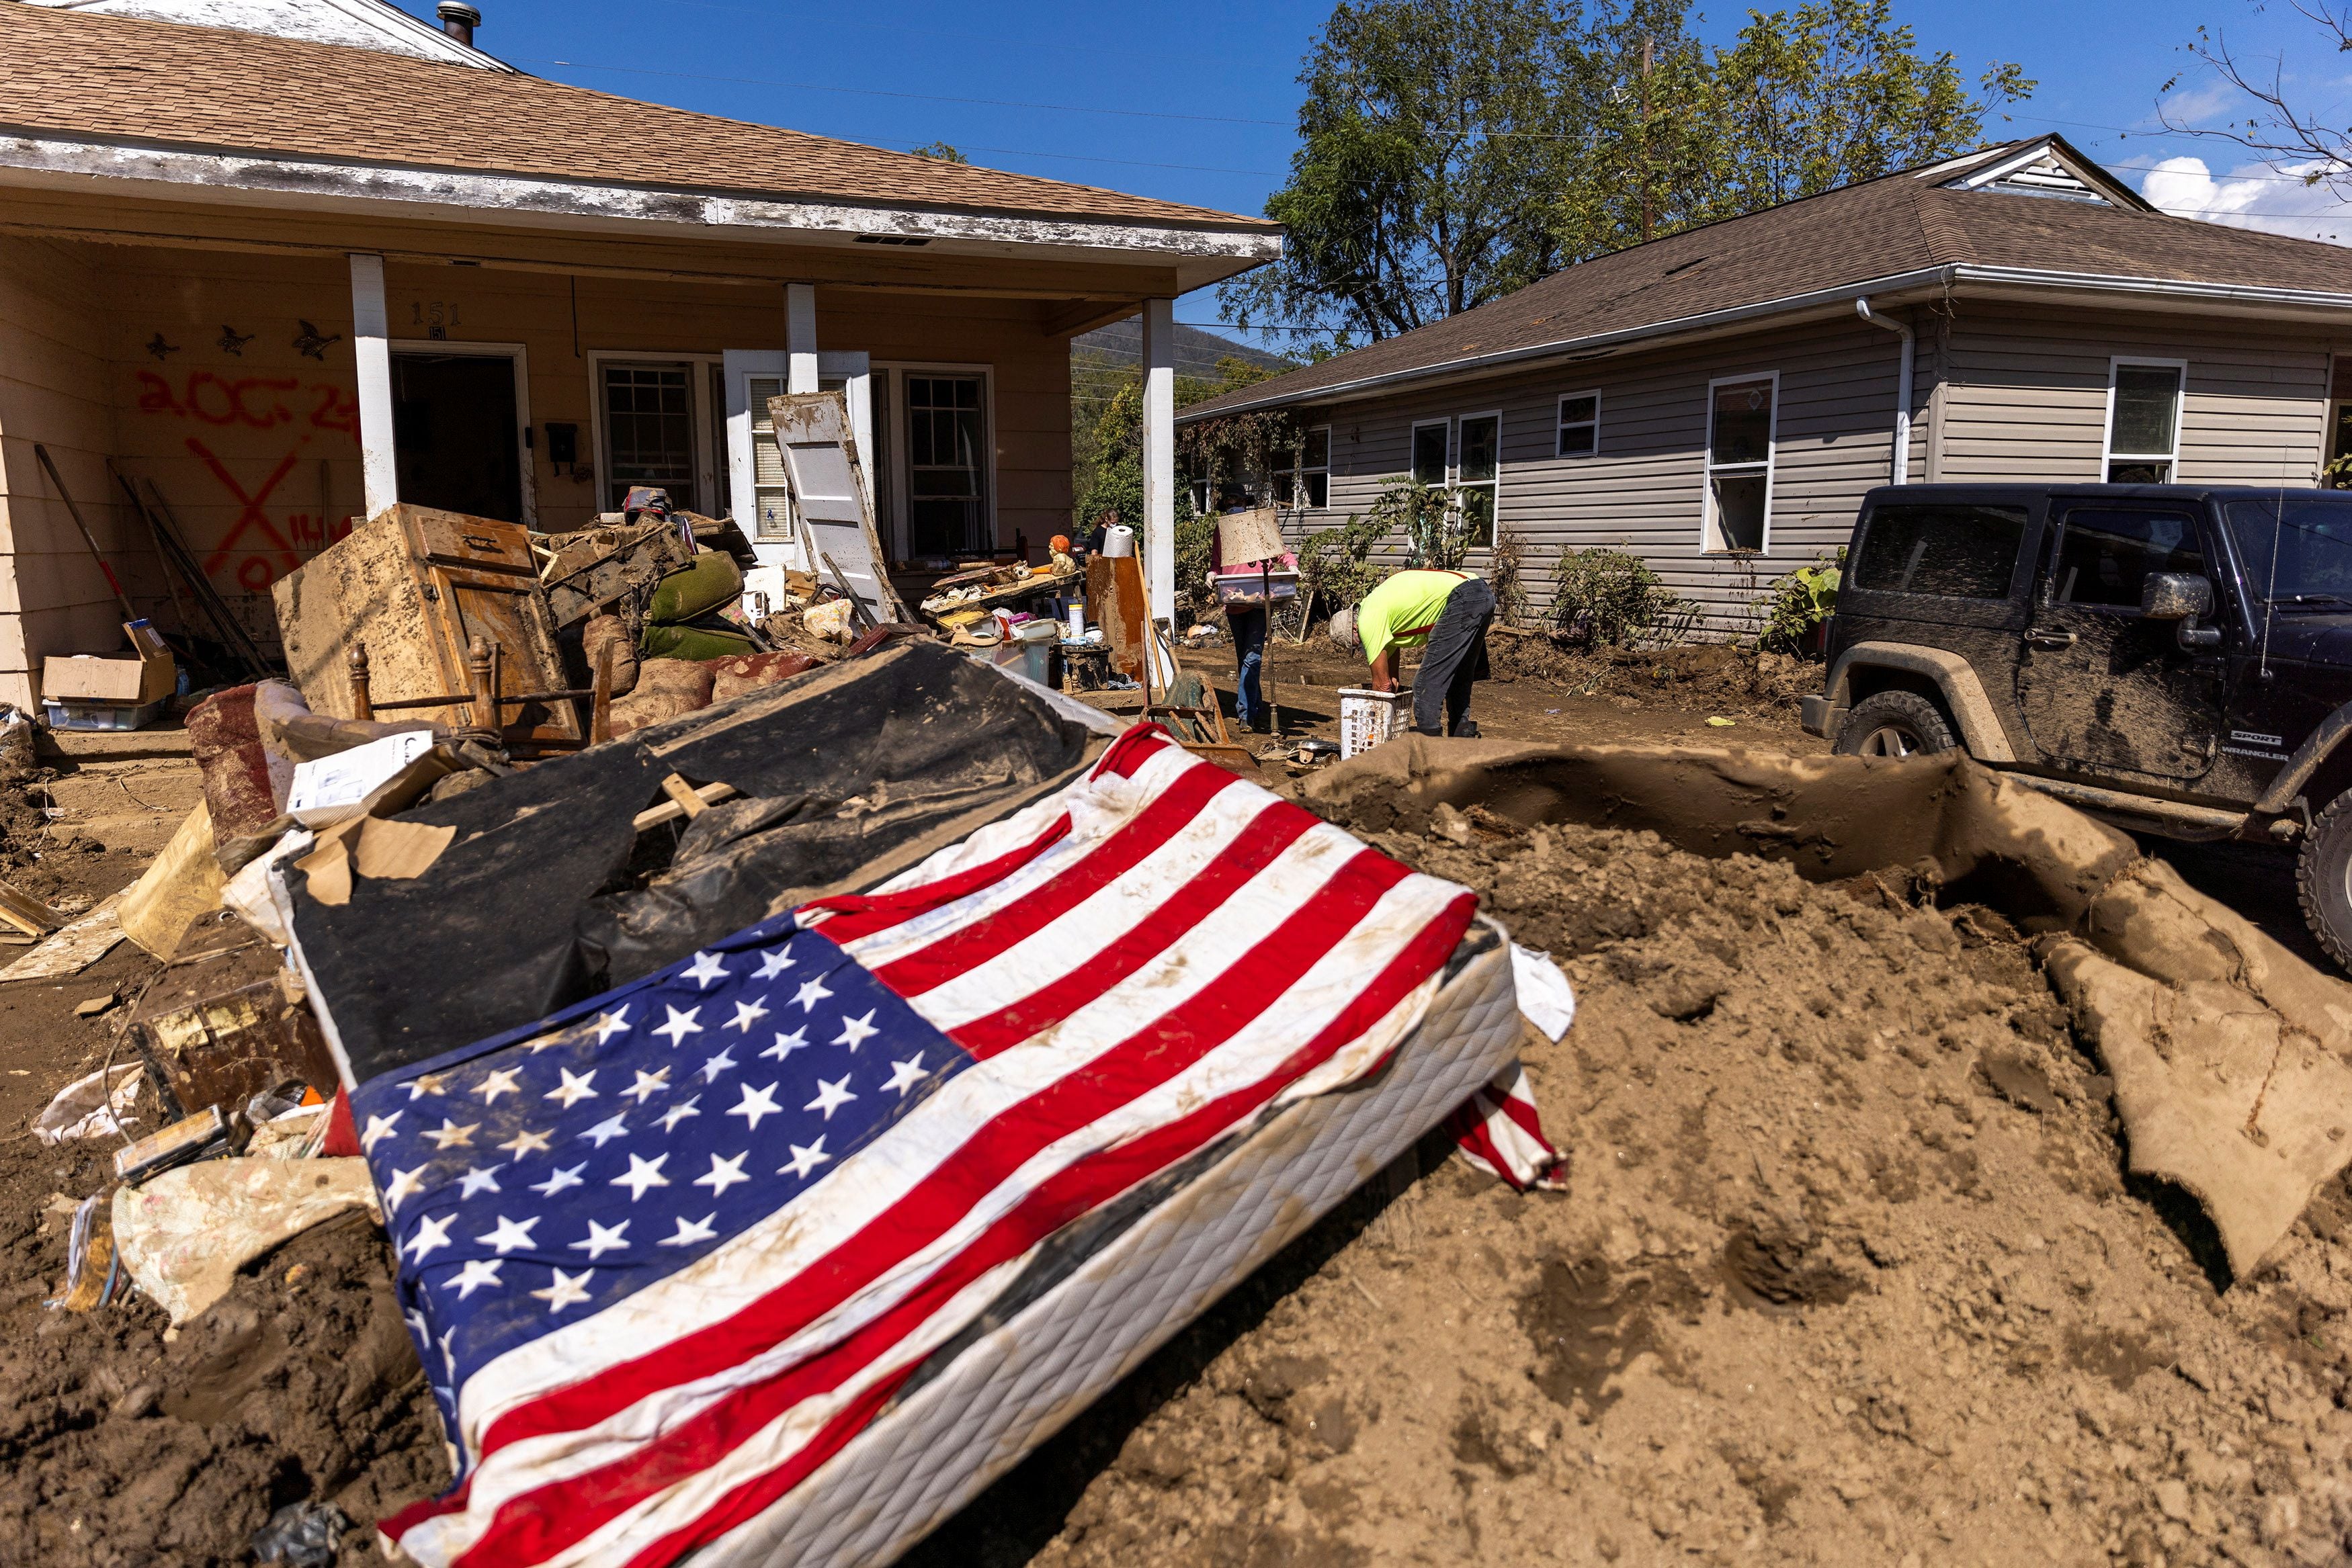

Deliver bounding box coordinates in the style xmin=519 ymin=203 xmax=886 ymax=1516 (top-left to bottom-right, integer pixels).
xmin=353 ymin=726 xmax=1481 ymax=1567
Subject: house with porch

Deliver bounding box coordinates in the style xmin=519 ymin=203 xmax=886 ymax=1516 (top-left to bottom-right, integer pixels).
xmin=0 ymin=0 xmax=1277 ymax=708
xmin=1179 ymin=136 xmax=2352 ymax=631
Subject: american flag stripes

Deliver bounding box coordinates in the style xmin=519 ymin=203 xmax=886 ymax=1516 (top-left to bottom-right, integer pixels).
xmin=1446 ymin=1063 xmax=1569 ymax=1191
xmin=357 ymin=725 xmax=1480 ymax=1567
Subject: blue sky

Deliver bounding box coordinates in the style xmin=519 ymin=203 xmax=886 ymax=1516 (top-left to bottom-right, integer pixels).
xmin=413 ymin=0 xmax=2352 ymax=341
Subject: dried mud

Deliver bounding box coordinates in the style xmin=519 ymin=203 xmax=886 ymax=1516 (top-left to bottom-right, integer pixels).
xmin=923 ymin=817 xmax=2352 ymax=1568
xmin=0 ymin=1113 xmax=451 ymax=1567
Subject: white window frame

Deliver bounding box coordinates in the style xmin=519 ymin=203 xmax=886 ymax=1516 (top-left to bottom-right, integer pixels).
xmin=2100 ymin=355 xmax=2189 ymax=484
xmin=1455 ymin=408 xmax=1503 ymax=548
xmin=389 ymin=338 xmax=536 ymax=527
xmin=876 ymin=360 xmax=997 ymax=562
xmin=1301 ymin=423 xmax=1332 ymax=511
xmin=1703 ymin=370 xmax=1779 ymax=555
xmin=1557 ymin=390 xmax=1601 ymax=459
xmin=722 ymin=350 xmax=872 ymax=569
xmin=585 ymin=349 xmax=722 ymax=521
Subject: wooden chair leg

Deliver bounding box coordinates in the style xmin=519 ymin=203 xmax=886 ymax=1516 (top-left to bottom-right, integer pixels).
xmin=347 ymin=642 xmax=373 ymax=722
xmin=589 ymin=639 xmax=614 ymax=746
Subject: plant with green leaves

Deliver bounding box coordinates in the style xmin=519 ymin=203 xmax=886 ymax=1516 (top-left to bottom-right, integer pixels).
xmin=1550 ymin=546 xmax=1687 ymax=646
xmin=1755 ymin=549 xmax=1845 ymax=654
xmin=1292 ymin=509 xmax=1391 ymax=629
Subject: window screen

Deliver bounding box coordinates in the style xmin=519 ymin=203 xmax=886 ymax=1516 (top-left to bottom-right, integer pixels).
xmin=1849 ymin=503 xmax=2028 ymax=599
xmin=2050 ymin=507 xmax=2204 ymax=609
xmin=1412 ymin=423 xmax=1450 ymax=486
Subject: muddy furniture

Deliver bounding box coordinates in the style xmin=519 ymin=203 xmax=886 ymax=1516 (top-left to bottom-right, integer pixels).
xmin=125 ymin=912 xmax=338 ymax=1119
xmin=273 ymin=504 xmax=581 ymax=749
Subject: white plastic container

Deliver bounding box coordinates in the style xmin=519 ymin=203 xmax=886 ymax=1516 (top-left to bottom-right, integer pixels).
xmin=1337 ymin=687 xmax=1411 ymax=759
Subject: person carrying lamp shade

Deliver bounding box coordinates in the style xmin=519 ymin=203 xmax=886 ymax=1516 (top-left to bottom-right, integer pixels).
xmin=1208 ymin=507 xmax=1297 ymax=734
xmin=1333 ymin=568 xmax=1494 ymax=738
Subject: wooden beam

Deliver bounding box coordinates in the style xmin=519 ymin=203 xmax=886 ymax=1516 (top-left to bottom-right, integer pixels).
xmin=1038 ymin=298 xmax=1144 ymax=338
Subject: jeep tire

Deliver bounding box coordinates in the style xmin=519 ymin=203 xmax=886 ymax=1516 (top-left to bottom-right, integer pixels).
xmin=2296 ymin=789 xmax=2352 ymax=973
xmin=1833 ymin=690 xmax=1957 ymax=759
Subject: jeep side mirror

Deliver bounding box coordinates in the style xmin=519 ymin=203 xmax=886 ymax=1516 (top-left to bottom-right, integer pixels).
xmin=2140 ymin=572 xmax=2212 ymax=620
xmin=2143 ymin=572 xmax=2223 ymax=649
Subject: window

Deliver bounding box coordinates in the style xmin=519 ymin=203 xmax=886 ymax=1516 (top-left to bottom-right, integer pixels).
xmin=1705 ymin=374 xmax=1776 ymax=552
xmin=601 ymin=362 xmax=700 ymax=513
xmin=1558 ymin=392 xmax=1600 ymax=458
xmin=1302 ymin=425 xmax=1331 ymax=509
xmin=1850 ymin=503 xmax=2028 ymax=599
xmin=2050 ymin=507 xmax=2205 ymax=609
xmin=2226 ymin=496 xmax=2352 ymax=602
xmin=1456 ymin=412 xmax=1500 ymax=547
xmin=743 ymin=373 xmax=790 ymax=538
xmin=906 ymin=373 xmax=988 ymax=556
xmin=1411 ymin=421 xmax=1450 ymax=488
xmin=2104 ymin=359 xmax=2185 ymax=483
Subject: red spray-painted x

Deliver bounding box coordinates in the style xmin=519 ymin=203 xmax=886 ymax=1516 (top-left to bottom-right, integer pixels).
xmin=190 ymin=437 xmax=302 ymax=588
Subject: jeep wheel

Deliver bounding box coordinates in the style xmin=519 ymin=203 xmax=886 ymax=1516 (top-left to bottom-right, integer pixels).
xmin=2296 ymin=789 xmax=2352 ymax=973
xmin=1833 ymin=691 xmax=1956 ymax=759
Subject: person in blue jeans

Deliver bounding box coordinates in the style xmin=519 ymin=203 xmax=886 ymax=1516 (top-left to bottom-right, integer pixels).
xmin=1209 ymin=514 xmax=1296 ymax=733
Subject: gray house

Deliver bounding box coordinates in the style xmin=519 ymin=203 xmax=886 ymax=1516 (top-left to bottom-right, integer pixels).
xmin=1180 ymin=136 xmax=2352 ymax=629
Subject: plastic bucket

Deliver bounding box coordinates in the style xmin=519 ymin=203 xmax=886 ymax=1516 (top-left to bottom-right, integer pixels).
xmin=1015 ymin=619 xmax=1058 ymax=685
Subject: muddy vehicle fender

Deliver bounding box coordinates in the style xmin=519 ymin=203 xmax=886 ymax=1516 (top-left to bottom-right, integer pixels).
xmin=2255 ymin=699 xmax=2352 ymax=816
xmin=1810 ymin=642 xmax=2016 ymax=762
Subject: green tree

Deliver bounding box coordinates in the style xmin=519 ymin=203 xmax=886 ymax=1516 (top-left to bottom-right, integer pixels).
xmin=909 ymin=140 xmax=969 ymax=163
xmin=1230 ymin=0 xmax=2033 ymax=344
xmin=1700 ymin=0 xmax=2032 ymax=216
xmin=1221 ymin=0 xmax=1589 ymax=354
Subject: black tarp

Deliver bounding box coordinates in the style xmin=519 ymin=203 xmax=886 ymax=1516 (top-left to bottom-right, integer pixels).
xmin=289 ymin=642 xmax=1099 ymax=1083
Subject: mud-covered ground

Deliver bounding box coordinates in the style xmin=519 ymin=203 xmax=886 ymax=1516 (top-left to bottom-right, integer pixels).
xmin=916 ymin=816 xmax=2352 ymax=1568
xmin=5 ymin=670 xmax=2347 ymax=1567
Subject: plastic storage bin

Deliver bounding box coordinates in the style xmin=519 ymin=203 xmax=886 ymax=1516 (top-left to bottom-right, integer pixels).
xmin=44 ymin=696 xmax=168 ymax=732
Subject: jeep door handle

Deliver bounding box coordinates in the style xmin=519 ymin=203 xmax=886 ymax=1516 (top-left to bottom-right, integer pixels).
xmin=2025 ymin=631 xmax=2078 ymax=650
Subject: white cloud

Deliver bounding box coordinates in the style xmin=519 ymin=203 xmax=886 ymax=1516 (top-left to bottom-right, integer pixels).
xmin=2138 ymin=155 xmax=2352 ymax=246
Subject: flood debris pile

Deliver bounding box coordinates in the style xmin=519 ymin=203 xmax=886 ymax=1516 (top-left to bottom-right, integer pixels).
xmin=953 ymin=807 xmax=2352 ymax=1568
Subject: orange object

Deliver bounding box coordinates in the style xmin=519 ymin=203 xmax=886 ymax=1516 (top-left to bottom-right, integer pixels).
xmin=1050 ymin=533 xmax=1071 ymax=554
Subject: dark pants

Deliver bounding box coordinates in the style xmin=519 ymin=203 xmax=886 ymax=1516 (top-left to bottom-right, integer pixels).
xmin=1229 ymin=604 xmax=1269 ymax=730
xmin=1414 ymin=578 xmax=1494 ymax=737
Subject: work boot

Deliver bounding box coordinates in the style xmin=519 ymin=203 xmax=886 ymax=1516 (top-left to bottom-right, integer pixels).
xmin=1450 ymin=719 xmax=1481 ymax=738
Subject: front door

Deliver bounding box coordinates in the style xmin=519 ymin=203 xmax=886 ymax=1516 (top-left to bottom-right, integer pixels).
xmin=722 ymin=350 xmax=872 ymax=564
xmin=2015 ymin=501 xmax=2225 ymax=781
xmin=391 ymin=351 xmax=523 ymax=523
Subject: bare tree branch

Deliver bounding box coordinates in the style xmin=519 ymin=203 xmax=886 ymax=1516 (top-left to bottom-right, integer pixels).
xmin=2157 ymin=1 xmax=2352 ymax=193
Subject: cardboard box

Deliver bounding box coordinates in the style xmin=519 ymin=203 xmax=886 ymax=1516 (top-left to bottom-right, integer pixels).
xmin=42 ymin=621 xmax=175 ymax=707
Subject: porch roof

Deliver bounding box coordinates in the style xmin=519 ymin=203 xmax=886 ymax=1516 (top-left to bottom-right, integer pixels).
xmin=0 ymin=4 xmax=1281 ymax=270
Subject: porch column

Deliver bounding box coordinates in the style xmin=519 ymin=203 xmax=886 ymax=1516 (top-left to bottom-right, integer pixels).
xmin=1142 ymin=297 xmax=1176 ymax=624
xmin=786 ymin=282 xmax=818 ymax=394
xmin=349 ymin=253 xmax=397 ymax=519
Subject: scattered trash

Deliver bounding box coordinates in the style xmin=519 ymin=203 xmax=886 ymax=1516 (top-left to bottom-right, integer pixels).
xmin=251 ymin=1499 xmax=349 ymax=1567
xmin=291 ymin=814 xmax=456 ymax=906
xmin=117 ymin=803 xmax=225 ymax=959
xmin=73 ymin=991 xmax=119 ymax=1018
xmin=44 ymin=1193 xmax=124 ymax=1312
xmin=41 ymin=619 xmax=177 ymax=732
xmin=0 ymin=876 xmax=62 ymax=940
xmin=124 ymin=914 xmax=337 ymax=1119
xmin=111 ymin=1156 xmax=380 ymax=1325
xmin=32 ymin=1061 xmax=142 ymax=1143
xmin=114 ymin=1103 xmax=235 ymax=1185
xmin=1704 ymin=715 xmax=1736 ymax=727
xmin=0 ymin=893 xmax=126 ymax=984
xmin=284 ymin=728 xmax=437 ymax=820
xmin=1509 ymin=943 xmax=1577 ymax=1041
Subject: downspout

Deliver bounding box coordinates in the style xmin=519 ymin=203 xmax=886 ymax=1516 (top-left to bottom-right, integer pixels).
xmin=1855 ymin=298 xmax=1913 ymax=485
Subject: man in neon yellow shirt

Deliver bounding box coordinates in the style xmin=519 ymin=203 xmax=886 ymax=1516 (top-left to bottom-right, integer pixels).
xmin=1337 ymin=568 xmax=1495 ymax=738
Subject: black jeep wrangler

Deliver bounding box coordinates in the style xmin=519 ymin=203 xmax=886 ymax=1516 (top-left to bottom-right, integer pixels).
xmin=1801 ymin=483 xmax=2352 ymax=969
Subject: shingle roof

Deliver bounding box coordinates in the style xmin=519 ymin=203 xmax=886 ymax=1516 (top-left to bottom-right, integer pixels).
xmin=0 ymin=3 xmax=1279 ymax=233
xmin=1183 ymin=137 xmax=2352 ymax=419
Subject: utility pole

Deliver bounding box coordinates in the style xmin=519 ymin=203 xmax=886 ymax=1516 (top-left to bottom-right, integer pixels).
xmin=1640 ymin=35 xmax=1654 ymax=245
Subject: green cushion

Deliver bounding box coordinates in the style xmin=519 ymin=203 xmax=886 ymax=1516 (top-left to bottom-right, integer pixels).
xmin=640 ymin=618 xmax=758 ymax=661
xmin=646 ymin=550 xmax=744 ymax=624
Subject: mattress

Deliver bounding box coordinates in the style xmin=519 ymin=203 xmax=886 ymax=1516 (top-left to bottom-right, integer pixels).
xmin=696 ymin=916 xmax=1523 ymax=1568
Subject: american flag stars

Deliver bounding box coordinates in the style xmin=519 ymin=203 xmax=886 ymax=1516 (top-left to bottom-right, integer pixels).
xmin=352 ymin=918 xmax=977 ymax=1411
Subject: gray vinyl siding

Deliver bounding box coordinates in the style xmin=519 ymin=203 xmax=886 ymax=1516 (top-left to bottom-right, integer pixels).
xmin=1937 ymin=306 xmax=2334 ymax=487
xmin=1265 ymin=298 xmax=2342 ymax=638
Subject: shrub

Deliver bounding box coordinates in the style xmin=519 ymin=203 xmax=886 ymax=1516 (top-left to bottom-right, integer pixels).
xmin=1550 ymin=548 xmax=1686 ymax=647
xmin=1488 ymin=527 xmax=1532 ymax=624
xmin=1755 ymin=549 xmax=1844 ymax=656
